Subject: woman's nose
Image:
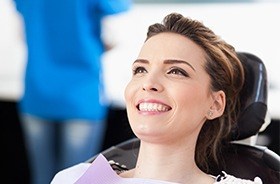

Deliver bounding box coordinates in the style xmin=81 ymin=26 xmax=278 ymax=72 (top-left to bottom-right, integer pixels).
xmin=142 ymin=85 xmax=158 ymax=91
xmin=142 ymin=77 xmax=163 ymax=92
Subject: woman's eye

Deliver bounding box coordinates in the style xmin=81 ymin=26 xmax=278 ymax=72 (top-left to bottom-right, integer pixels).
xmin=168 ymin=68 xmax=189 ymax=77
xmin=132 ymin=66 xmax=147 ymax=75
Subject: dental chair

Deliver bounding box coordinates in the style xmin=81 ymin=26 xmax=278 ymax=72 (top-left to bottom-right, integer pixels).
xmin=88 ymin=52 xmax=280 ymax=184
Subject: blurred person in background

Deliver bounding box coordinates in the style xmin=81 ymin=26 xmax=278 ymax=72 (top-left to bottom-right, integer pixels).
xmin=13 ymin=0 xmax=131 ymax=184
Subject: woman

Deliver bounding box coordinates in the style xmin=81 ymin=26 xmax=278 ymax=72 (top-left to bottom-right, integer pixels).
xmin=51 ymin=13 xmax=262 ymax=184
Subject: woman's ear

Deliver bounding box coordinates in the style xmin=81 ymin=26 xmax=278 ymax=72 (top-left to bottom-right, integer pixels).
xmin=207 ymin=90 xmax=226 ymax=120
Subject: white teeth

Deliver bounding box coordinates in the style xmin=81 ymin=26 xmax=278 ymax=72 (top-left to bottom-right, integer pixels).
xmin=138 ymin=102 xmax=170 ymax=112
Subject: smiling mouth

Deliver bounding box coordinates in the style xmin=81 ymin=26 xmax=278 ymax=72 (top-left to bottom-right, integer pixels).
xmin=137 ymin=102 xmax=172 ymax=112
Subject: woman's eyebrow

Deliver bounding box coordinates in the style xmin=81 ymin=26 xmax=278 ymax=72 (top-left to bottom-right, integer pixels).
xmin=133 ymin=59 xmax=195 ymax=71
xmin=133 ymin=59 xmax=149 ymax=64
xmin=163 ymin=59 xmax=195 ymax=71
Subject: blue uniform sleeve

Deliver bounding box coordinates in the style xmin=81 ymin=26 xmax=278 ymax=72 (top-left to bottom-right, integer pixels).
xmin=98 ymin=0 xmax=132 ymax=16
xmin=13 ymin=0 xmax=24 ymax=14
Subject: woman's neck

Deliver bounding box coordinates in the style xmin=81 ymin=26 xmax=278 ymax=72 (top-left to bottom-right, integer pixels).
xmin=121 ymin=138 xmax=214 ymax=184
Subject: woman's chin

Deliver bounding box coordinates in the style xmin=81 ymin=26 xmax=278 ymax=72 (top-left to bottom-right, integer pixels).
xmin=133 ymin=128 xmax=167 ymax=144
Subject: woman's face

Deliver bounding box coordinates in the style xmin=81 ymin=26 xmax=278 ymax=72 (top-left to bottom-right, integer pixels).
xmin=124 ymin=33 xmax=215 ymax=144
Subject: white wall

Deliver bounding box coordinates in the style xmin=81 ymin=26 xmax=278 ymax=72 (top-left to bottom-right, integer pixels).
xmin=0 ymin=0 xmax=26 ymax=101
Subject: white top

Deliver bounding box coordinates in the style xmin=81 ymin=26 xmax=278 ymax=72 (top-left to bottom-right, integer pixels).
xmin=51 ymin=154 xmax=262 ymax=184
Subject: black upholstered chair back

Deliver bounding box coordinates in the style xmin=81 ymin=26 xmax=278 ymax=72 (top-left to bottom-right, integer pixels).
xmin=232 ymin=52 xmax=268 ymax=140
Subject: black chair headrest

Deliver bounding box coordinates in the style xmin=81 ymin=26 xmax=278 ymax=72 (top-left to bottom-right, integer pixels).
xmin=232 ymin=52 xmax=268 ymax=141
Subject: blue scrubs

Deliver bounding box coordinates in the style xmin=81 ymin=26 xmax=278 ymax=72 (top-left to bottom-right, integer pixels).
xmin=14 ymin=0 xmax=131 ymax=121
xmin=14 ymin=0 xmax=131 ymax=184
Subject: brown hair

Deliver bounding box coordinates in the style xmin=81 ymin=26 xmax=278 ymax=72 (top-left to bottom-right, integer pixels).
xmin=145 ymin=13 xmax=245 ymax=172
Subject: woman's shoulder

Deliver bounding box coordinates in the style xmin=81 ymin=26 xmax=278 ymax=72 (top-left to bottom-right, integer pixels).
xmin=50 ymin=162 xmax=91 ymax=184
xmin=214 ymin=171 xmax=263 ymax=184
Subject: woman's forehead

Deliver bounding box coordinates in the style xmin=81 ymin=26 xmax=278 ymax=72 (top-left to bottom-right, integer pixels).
xmin=138 ymin=33 xmax=207 ymax=69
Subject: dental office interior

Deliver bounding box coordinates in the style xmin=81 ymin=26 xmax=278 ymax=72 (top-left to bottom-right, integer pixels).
xmin=1 ymin=0 xmax=279 ymax=183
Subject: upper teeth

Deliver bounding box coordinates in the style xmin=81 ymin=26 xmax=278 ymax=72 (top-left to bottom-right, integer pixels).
xmin=139 ymin=102 xmax=170 ymax=112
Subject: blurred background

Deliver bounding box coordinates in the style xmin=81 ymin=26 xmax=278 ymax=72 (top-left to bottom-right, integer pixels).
xmin=0 ymin=0 xmax=279 ymax=183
